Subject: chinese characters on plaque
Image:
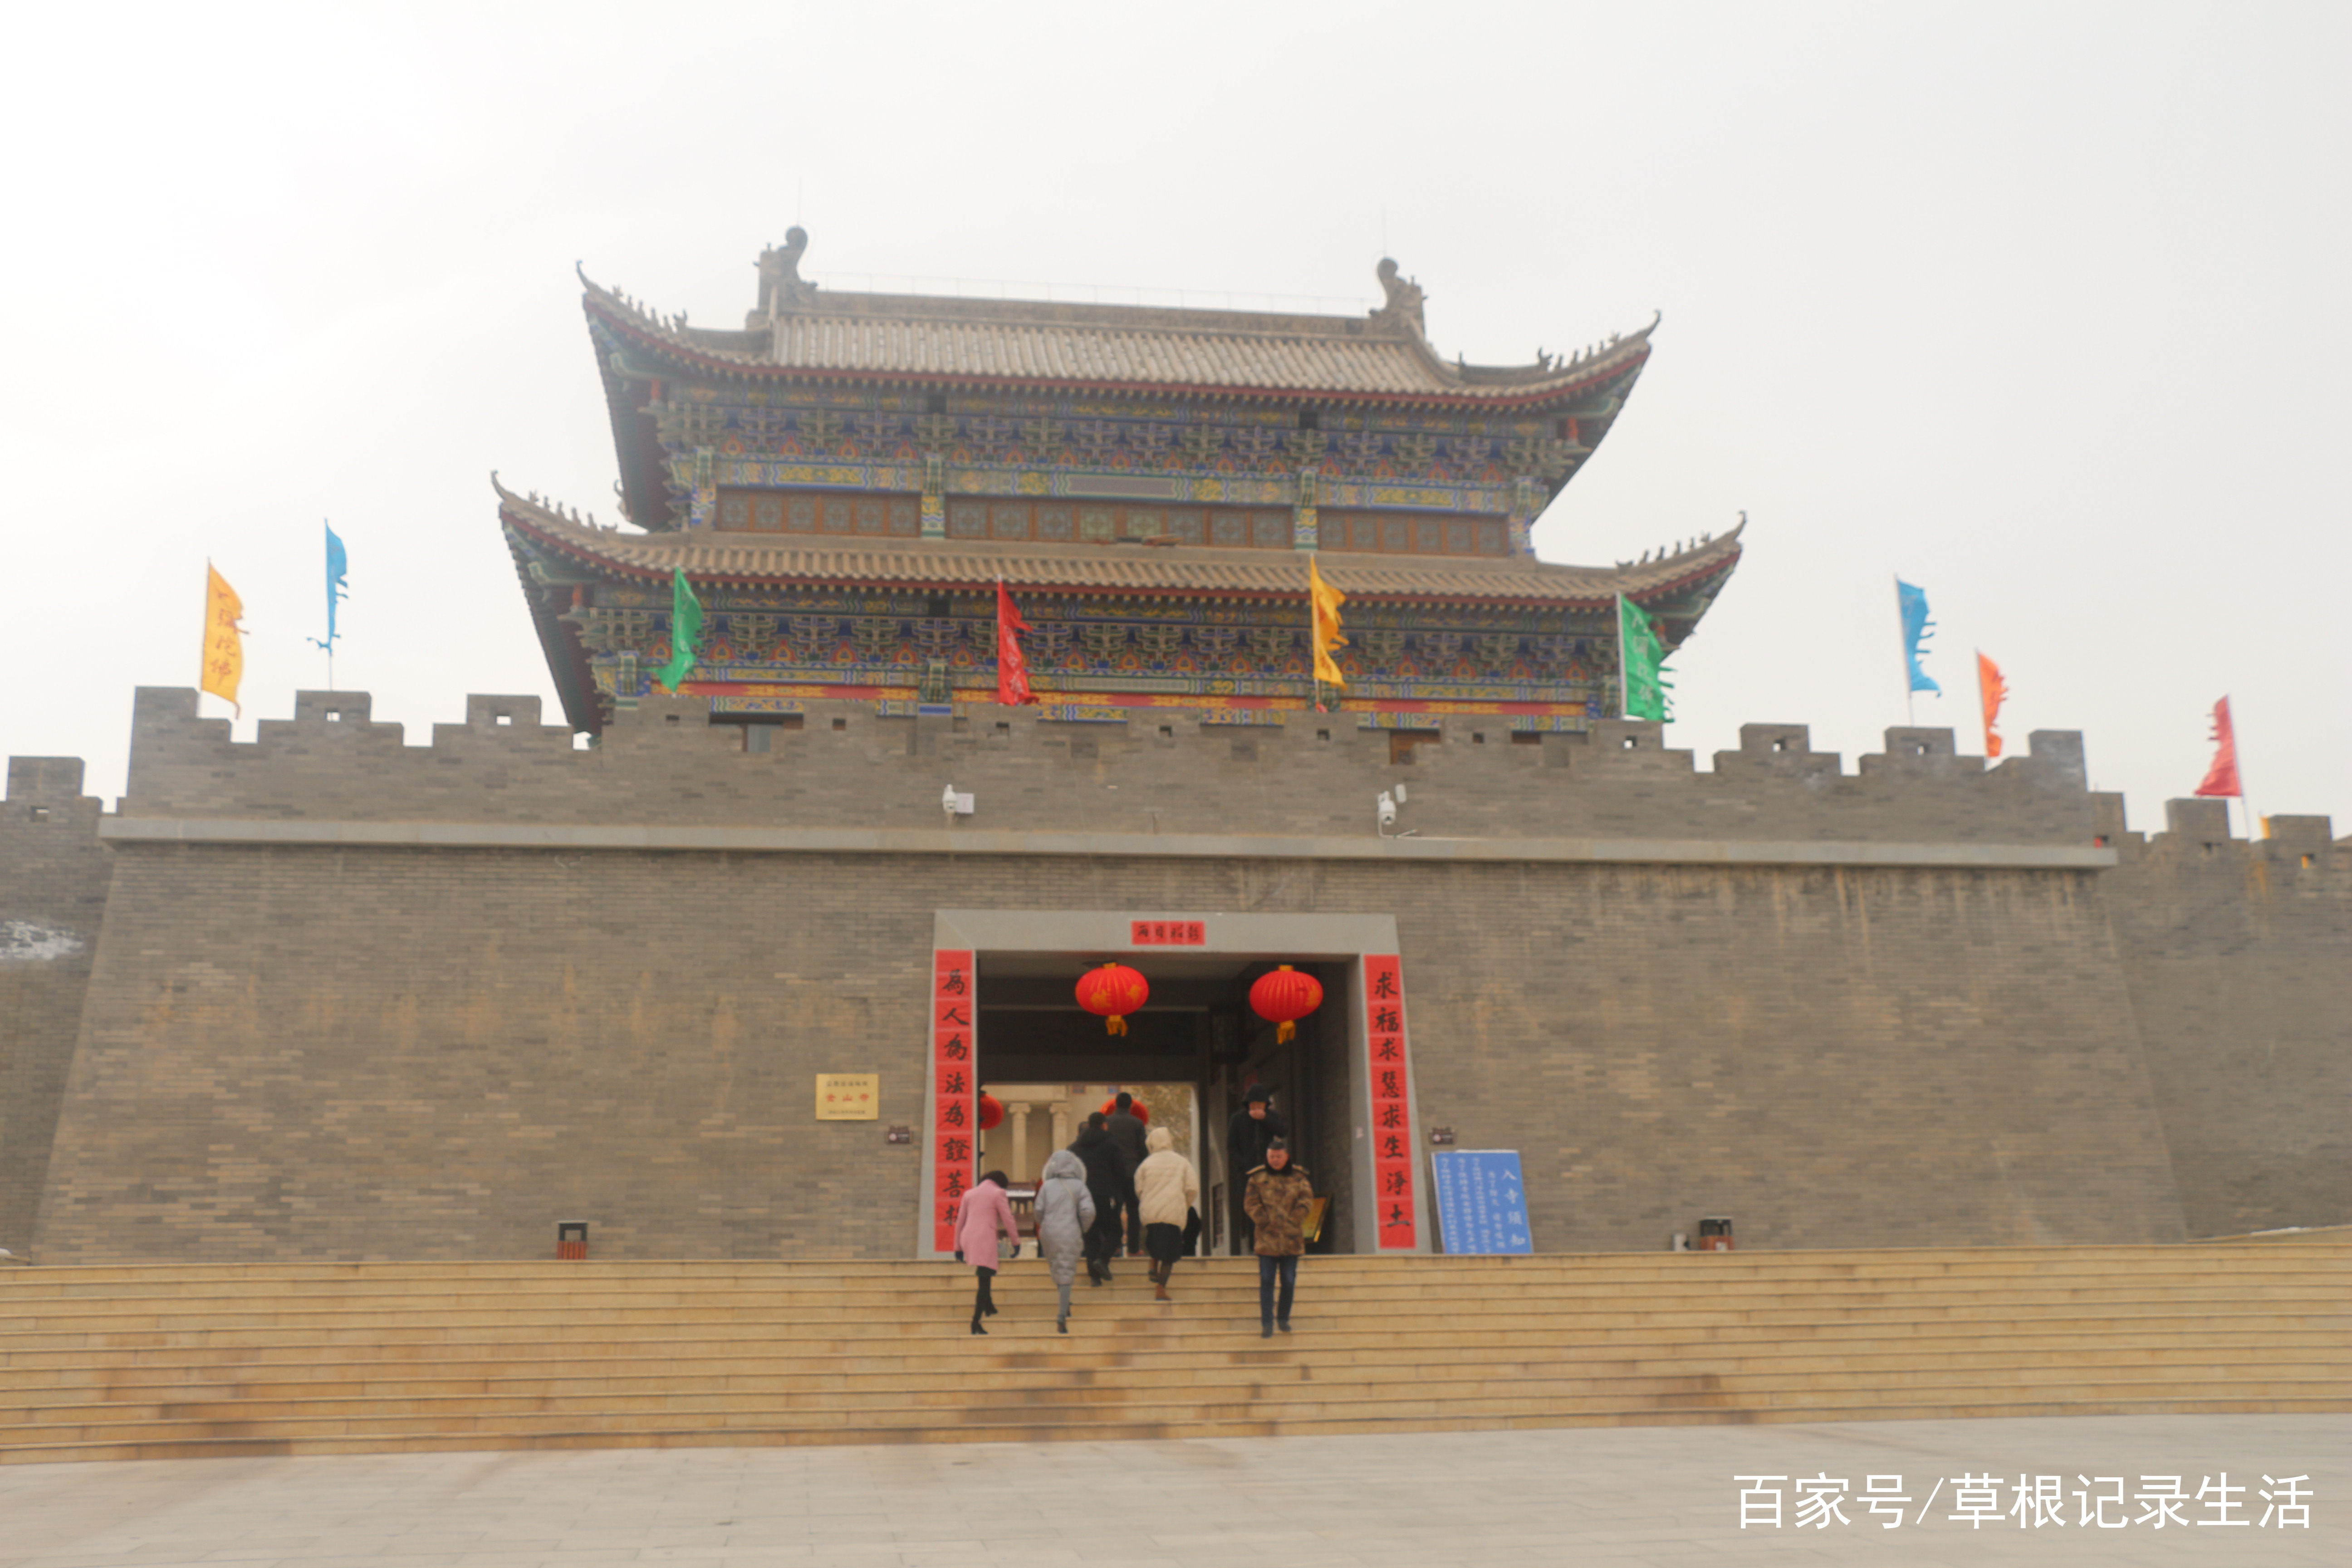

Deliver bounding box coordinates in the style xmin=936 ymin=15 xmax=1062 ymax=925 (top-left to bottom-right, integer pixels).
xmin=1431 ymin=1150 xmax=1533 ymax=1254
xmin=813 ymin=1073 xmax=879 ymax=1121
xmin=1129 ymin=919 xmax=1206 ymax=946
xmin=1364 ymin=954 xmax=1416 ymax=1249
xmin=931 ymin=949 xmax=975 ymax=1252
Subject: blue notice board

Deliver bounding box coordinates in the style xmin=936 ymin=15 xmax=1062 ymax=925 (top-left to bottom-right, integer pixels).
xmin=1431 ymin=1151 xmax=1534 ymax=1254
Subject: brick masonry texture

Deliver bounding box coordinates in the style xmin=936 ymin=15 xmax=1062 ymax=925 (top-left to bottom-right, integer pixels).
xmin=0 ymin=760 xmax=112 ymax=1252
xmin=10 ymin=689 xmax=2346 ymax=1261
xmin=115 ymin=687 xmax=2101 ymax=846
xmin=2096 ymin=798 xmax=2349 ymax=1238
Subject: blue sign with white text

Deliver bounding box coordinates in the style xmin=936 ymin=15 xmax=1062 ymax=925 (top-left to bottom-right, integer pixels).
xmin=1431 ymin=1150 xmax=1533 ymax=1254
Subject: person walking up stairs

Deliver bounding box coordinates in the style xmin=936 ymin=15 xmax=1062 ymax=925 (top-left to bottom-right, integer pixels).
xmin=1134 ymin=1125 xmax=1199 ymax=1303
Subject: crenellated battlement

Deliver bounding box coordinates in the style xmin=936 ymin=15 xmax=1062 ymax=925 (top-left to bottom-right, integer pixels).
xmin=79 ymin=685 xmax=2168 ymax=849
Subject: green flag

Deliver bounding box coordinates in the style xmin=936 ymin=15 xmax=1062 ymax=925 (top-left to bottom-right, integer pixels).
xmin=654 ymin=568 xmax=703 ymax=694
xmin=1617 ymin=594 xmax=1673 ymax=721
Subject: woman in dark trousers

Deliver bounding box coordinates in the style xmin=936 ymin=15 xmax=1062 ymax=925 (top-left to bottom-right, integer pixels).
xmin=1070 ymin=1112 xmax=1124 ymax=1284
xmin=1243 ymin=1138 xmax=1314 ymax=1338
xmin=953 ymin=1170 xmax=1021 ymax=1335
xmin=1105 ymin=1092 xmax=1149 ymax=1256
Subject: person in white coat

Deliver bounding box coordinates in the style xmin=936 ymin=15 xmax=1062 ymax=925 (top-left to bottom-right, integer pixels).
xmin=1134 ymin=1125 xmax=1200 ymax=1302
xmin=1034 ymin=1148 xmax=1097 ymax=1334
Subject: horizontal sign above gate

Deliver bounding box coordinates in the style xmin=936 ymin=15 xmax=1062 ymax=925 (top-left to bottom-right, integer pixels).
xmin=1129 ymin=919 xmax=1207 ymax=946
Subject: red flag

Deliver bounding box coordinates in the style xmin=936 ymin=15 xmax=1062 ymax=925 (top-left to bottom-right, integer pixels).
xmin=1975 ymin=652 xmax=2008 ymax=759
xmin=2193 ymin=697 xmax=2240 ymax=798
xmin=995 ymin=580 xmax=1038 ymax=706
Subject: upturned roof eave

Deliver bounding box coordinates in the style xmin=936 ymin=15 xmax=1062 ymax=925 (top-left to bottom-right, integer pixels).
xmin=496 ymin=484 xmax=1740 ymax=612
xmin=582 ymin=292 xmax=1651 ymax=412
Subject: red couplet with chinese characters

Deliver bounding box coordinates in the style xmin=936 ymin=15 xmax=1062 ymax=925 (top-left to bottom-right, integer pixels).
xmin=1364 ymin=954 xmax=1416 ymax=1249
xmin=933 ymin=949 xmax=976 ymax=1251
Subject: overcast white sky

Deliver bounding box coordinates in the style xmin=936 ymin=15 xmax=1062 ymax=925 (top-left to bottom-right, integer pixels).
xmin=3 ymin=2 xmax=2344 ymax=835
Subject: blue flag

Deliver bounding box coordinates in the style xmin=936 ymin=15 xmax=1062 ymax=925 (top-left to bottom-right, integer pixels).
xmin=313 ymin=523 xmax=350 ymax=653
xmin=1896 ymin=578 xmax=1939 ymax=695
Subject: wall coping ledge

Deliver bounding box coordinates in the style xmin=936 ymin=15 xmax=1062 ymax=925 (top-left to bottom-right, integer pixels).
xmin=98 ymin=816 xmax=2120 ymax=870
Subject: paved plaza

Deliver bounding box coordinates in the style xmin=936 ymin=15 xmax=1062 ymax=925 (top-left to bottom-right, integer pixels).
xmin=2 ymin=1416 xmax=2342 ymax=1567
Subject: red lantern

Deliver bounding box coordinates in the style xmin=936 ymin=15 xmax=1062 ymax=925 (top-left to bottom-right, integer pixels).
xmin=1075 ymin=962 xmax=1149 ymax=1036
xmin=1100 ymin=1096 xmax=1151 ymax=1125
xmin=1249 ymin=964 xmax=1324 ymax=1044
xmin=977 ymin=1093 xmax=1004 ymax=1132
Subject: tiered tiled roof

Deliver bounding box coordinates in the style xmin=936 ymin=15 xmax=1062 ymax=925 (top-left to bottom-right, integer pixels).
xmin=581 ymin=269 xmax=1653 ymax=408
xmin=497 ymin=481 xmax=1741 ymax=610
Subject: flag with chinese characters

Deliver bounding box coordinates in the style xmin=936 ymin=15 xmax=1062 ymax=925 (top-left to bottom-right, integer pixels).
xmin=200 ymin=564 xmax=245 ymax=716
xmin=1617 ymin=594 xmax=1673 ymax=721
xmin=1896 ymin=578 xmax=1940 ymax=694
xmin=1976 ymin=652 xmax=2009 ymax=758
xmin=653 ymin=568 xmax=703 ymax=694
xmin=995 ymin=579 xmax=1037 ymax=706
xmin=2193 ymin=697 xmax=2240 ymax=798
xmin=1309 ymin=555 xmax=1347 ymax=689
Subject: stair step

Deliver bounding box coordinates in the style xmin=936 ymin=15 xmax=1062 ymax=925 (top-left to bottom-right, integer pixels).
xmin=1 ymin=1243 xmax=2340 ymax=1462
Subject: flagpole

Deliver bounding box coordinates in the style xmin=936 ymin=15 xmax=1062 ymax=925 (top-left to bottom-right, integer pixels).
xmin=2230 ymin=697 xmax=2259 ymax=842
xmin=1310 ymin=559 xmax=1323 ymax=715
xmin=1895 ymin=575 xmax=1913 ymax=727
xmin=1615 ymin=593 xmax=1629 ymax=720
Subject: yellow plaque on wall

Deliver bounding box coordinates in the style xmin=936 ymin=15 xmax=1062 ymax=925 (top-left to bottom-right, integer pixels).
xmin=815 ymin=1073 xmax=880 ymax=1120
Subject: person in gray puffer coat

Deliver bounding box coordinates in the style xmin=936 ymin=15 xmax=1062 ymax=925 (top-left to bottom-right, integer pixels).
xmin=1034 ymin=1148 xmax=1098 ymax=1334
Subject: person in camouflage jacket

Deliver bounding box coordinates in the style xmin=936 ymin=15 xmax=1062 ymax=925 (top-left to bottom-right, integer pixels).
xmin=1243 ymin=1139 xmax=1314 ymax=1337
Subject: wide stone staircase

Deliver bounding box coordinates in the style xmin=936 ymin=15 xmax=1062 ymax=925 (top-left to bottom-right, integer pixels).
xmin=2 ymin=1243 xmax=2345 ymax=1464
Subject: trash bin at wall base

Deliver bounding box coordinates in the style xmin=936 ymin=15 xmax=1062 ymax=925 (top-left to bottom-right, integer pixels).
xmin=556 ymin=1221 xmax=588 ymax=1260
xmin=1697 ymin=1215 xmax=1735 ymax=1252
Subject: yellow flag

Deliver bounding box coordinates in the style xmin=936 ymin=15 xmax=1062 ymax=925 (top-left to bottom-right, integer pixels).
xmin=1309 ymin=555 xmax=1347 ymax=689
xmin=201 ymin=564 xmax=245 ymax=716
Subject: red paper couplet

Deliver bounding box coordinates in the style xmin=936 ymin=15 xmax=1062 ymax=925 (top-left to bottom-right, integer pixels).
xmin=932 ymin=949 xmax=978 ymax=1250
xmin=1363 ymin=955 xmax=1416 ymax=1248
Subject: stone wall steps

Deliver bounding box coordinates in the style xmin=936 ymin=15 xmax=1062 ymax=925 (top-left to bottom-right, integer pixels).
xmin=9 ymin=1268 xmax=2341 ymax=1320
xmin=11 ymin=1292 xmax=2344 ymax=1348
xmin=5 ymin=1357 xmax=2346 ymax=1430
xmin=2 ymin=1244 xmax=2341 ymax=1465
xmin=5 ymin=1248 xmax=2334 ymax=1290
xmin=6 ymin=1325 xmax=2342 ymax=1395
xmin=4 ymin=1379 xmax=2346 ymax=1458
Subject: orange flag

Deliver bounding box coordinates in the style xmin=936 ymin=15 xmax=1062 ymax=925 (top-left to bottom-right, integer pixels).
xmin=1975 ymin=652 xmax=2008 ymax=759
xmin=201 ymin=564 xmax=246 ymax=717
xmin=2193 ymin=697 xmax=2240 ymax=798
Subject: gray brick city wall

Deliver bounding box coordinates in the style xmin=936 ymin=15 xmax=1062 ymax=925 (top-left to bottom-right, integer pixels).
xmin=2098 ymin=799 xmax=2350 ymax=1236
xmin=15 ymin=687 xmax=2343 ymax=1262
xmin=34 ymin=841 xmax=2185 ymax=1263
xmin=116 ymin=687 xmax=2098 ymax=846
xmin=0 ymin=760 xmax=112 ymax=1252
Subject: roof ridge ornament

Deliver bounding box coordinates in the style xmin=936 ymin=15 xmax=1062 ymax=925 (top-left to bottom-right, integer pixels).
xmin=1368 ymin=257 xmax=1426 ymax=335
xmin=755 ymin=226 xmax=817 ymax=321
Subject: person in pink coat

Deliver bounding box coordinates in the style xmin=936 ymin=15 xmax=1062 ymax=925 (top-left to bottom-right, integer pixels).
xmin=954 ymin=1170 xmax=1023 ymax=1335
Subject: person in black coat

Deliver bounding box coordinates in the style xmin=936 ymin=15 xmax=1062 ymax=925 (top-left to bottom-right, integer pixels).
xmin=1106 ymin=1091 xmax=1150 ymax=1256
xmin=1069 ymin=1112 xmax=1124 ymax=1284
xmin=1225 ymin=1082 xmax=1289 ymax=1254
